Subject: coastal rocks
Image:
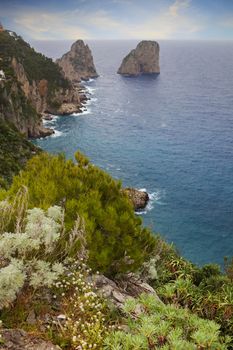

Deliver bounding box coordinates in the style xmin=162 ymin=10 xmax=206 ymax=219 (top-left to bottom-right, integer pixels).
xmin=57 ymin=40 xmax=98 ymax=82
xmin=9 ymin=57 xmax=83 ymax=136
xmin=118 ymin=40 xmax=160 ymax=76
xmin=123 ymin=188 xmax=149 ymax=210
xmin=0 ymin=329 xmax=61 ymax=350
xmin=91 ymin=273 xmax=162 ymax=313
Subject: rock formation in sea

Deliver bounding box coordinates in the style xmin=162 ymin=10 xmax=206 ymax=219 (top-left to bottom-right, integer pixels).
xmin=56 ymin=40 xmax=98 ymax=82
xmin=123 ymin=188 xmax=149 ymax=210
xmin=117 ymin=40 xmax=160 ymax=76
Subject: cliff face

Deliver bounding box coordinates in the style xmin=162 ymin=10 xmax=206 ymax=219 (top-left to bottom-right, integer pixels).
xmin=0 ymin=30 xmax=82 ymax=138
xmin=118 ymin=41 xmax=160 ymax=76
xmin=57 ymin=40 xmax=98 ymax=82
xmin=11 ymin=57 xmax=82 ymax=117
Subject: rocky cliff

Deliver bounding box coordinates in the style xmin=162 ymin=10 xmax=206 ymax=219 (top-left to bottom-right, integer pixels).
xmin=56 ymin=40 xmax=98 ymax=82
xmin=0 ymin=30 xmax=83 ymax=138
xmin=117 ymin=40 xmax=160 ymax=76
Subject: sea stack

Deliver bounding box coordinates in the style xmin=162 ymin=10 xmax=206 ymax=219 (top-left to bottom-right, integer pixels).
xmin=117 ymin=40 xmax=160 ymax=76
xmin=56 ymin=40 xmax=98 ymax=82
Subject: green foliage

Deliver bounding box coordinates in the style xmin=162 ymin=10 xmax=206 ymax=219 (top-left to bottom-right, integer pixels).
xmin=142 ymin=240 xmax=233 ymax=347
xmin=0 ymin=120 xmax=40 ymax=185
xmin=104 ymin=294 xmax=229 ymax=349
xmin=0 ymin=31 xmax=70 ymax=91
xmin=2 ymin=151 xmax=156 ymax=276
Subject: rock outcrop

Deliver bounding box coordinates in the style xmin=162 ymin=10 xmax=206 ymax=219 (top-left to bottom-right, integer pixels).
xmin=0 ymin=30 xmax=84 ymax=138
xmin=0 ymin=329 xmax=61 ymax=350
xmin=11 ymin=57 xmax=82 ymax=118
xmin=118 ymin=40 xmax=160 ymax=76
xmin=91 ymin=273 xmax=162 ymax=313
xmin=123 ymin=188 xmax=149 ymax=210
xmin=57 ymin=40 xmax=98 ymax=82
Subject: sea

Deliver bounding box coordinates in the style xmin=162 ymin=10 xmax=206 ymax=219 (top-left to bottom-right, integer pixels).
xmin=32 ymin=40 xmax=233 ymax=267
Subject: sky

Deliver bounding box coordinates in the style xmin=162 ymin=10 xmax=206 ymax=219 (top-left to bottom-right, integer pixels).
xmin=1 ymin=0 xmax=233 ymax=41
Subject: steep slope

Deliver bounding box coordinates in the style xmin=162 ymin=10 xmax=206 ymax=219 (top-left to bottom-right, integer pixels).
xmin=57 ymin=40 xmax=98 ymax=82
xmin=0 ymin=119 xmax=40 ymax=187
xmin=0 ymin=29 xmax=82 ymax=137
xmin=118 ymin=40 xmax=160 ymax=76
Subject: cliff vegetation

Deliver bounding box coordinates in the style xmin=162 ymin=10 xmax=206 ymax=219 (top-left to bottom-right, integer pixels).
xmin=0 ymin=152 xmax=232 ymax=349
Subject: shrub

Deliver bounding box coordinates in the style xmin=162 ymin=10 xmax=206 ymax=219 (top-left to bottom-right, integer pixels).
xmin=0 ymin=205 xmax=64 ymax=309
xmin=48 ymin=260 xmax=114 ymax=350
xmin=104 ymin=294 xmax=230 ymax=349
xmin=4 ymin=152 xmax=156 ymax=276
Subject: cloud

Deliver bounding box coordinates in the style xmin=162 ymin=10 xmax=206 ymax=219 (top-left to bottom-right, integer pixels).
xmin=169 ymin=0 xmax=191 ymax=17
xmin=2 ymin=0 xmax=203 ymax=40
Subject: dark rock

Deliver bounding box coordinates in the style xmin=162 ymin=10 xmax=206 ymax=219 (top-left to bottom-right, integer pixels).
xmin=123 ymin=188 xmax=149 ymax=210
xmin=0 ymin=329 xmax=61 ymax=350
xmin=118 ymin=40 xmax=160 ymax=76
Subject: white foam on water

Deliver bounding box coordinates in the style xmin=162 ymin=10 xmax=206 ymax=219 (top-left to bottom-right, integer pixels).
xmin=42 ymin=115 xmax=59 ymax=125
xmin=85 ymin=86 xmax=96 ymax=95
xmin=51 ymin=129 xmax=63 ymax=138
xmin=136 ymin=188 xmax=166 ymax=215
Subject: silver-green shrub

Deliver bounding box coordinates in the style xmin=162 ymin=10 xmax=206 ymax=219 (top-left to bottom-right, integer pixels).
xmin=0 ymin=205 xmax=64 ymax=309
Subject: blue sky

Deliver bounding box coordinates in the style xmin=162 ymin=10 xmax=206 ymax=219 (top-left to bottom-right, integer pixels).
xmin=1 ymin=0 xmax=233 ymax=40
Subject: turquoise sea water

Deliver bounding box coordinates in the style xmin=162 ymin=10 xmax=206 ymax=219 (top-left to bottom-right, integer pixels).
xmin=34 ymin=40 xmax=233 ymax=266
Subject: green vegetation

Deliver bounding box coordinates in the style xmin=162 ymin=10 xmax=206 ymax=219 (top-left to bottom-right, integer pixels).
xmin=140 ymin=239 xmax=233 ymax=346
xmin=0 ymin=151 xmax=232 ymax=349
xmin=0 ymin=120 xmax=40 ymax=186
xmin=105 ymin=294 xmax=230 ymax=349
xmin=0 ymin=30 xmax=70 ymax=92
xmin=2 ymin=151 xmax=155 ymax=276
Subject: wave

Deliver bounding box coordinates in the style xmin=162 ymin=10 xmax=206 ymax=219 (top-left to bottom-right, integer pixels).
xmin=42 ymin=115 xmax=59 ymax=125
xmin=136 ymin=188 xmax=166 ymax=215
xmin=51 ymin=129 xmax=63 ymax=138
xmin=85 ymin=86 xmax=96 ymax=95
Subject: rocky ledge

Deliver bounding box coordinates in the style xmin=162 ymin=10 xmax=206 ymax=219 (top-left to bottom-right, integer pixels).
xmin=117 ymin=40 xmax=160 ymax=76
xmin=56 ymin=40 xmax=98 ymax=83
xmin=123 ymin=187 xmax=149 ymax=210
xmin=0 ymin=329 xmax=61 ymax=350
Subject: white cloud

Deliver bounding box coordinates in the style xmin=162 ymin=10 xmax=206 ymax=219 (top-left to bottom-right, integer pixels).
xmin=169 ymin=0 xmax=191 ymax=17
xmin=3 ymin=0 xmax=203 ymax=40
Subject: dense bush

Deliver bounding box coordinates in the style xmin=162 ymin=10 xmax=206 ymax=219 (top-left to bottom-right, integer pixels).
xmin=1 ymin=151 xmax=155 ymax=276
xmin=0 ymin=120 xmax=40 ymax=185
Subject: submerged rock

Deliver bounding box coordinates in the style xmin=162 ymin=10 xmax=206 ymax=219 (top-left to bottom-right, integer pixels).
xmin=57 ymin=40 xmax=98 ymax=82
xmin=123 ymin=187 xmax=149 ymax=210
xmin=118 ymin=40 xmax=160 ymax=76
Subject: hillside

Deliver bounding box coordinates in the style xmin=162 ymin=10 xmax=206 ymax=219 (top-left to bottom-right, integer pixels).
xmin=0 ymin=120 xmax=40 ymax=187
xmin=0 ymin=29 xmax=82 ymax=138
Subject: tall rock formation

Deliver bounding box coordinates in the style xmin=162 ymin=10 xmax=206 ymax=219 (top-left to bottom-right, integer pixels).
xmin=57 ymin=40 xmax=98 ymax=82
xmin=118 ymin=41 xmax=160 ymax=76
xmin=0 ymin=30 xmax=83 ymax=138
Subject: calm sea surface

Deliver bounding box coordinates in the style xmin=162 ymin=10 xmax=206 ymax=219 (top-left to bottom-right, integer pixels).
xmin=33 ymin=40 xmax=233 ymax=266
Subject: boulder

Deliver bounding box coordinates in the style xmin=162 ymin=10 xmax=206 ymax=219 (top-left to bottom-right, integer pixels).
xmin=56 ymin=40 xmax=98 ymax=82
xmin=118 ymin=40 xmax=160 ymax=76
xmin=123 ymin=187 xmax=149 ymax=210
